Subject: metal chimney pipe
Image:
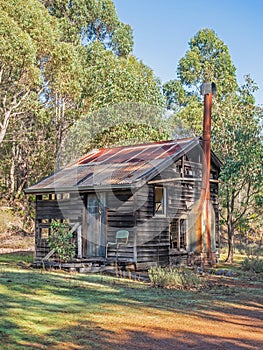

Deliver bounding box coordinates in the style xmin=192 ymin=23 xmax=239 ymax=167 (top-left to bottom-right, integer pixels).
xmin=200 ymin=82 xmax=216 ymax=264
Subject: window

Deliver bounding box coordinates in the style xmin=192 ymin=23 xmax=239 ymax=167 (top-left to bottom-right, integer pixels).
xmin=170 ymin=217 xmax=187 ymax=250
xmin=179 ymin=218 xmax=187 ymax=249
xmin=40 ymin=228 xmax=50 ymax=239
xmin=37 ymin=219 xmax=51 ymax=240
xmin=154 ymin=186 xmax=166 ymax=216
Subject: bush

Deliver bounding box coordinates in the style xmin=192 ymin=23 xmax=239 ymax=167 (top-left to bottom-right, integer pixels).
xmin=47 ymin=221 xmax=76 ymax=264
xmin=241 ymin=256 xmax=263 ymax=273
xmin=148 ymin=266 xmax=203 ymax=289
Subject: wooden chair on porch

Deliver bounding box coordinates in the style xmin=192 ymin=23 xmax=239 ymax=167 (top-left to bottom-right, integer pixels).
xmin=106 ymin=229 xmax=129 ymax=259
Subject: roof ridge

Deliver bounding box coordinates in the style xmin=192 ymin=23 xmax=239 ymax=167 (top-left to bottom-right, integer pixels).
xmin=87 ymin=137 xmax=197 ymax=152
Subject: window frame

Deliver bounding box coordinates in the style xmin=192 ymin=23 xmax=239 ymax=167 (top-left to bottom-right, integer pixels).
xmin=170 ymin=216 xmax=188 ymax=251
xmin=179 ymin=217 xmax=187 ymax=250
xmin=154 ymin=185 xmax=167 ymax=217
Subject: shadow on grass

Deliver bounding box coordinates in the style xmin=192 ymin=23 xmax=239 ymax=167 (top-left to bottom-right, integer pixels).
xmin=0 ymin=251 xmax=34 ymax=265
xmin=27 ymin=321 xmax=263 ymax=350
xmin=0 ymin=253 xmax=262 ymax=349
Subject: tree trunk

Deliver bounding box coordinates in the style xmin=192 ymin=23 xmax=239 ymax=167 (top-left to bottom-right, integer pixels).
xmin=0 ymin=110 xmax=11 ymax=145
xmin=225 ymin=187 xmax=235 ymax=264
xmin=225 ymin=223 xmax=234 ymax=263
xmin=10 ymin=141 xmax=16 ymax=199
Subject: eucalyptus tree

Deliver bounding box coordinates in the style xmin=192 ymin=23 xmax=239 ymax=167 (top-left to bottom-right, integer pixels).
xmin=2 ymin=96 xmax=54 ymax=199
xmin=0 ymin=0 xmax=83 ymax=200
xmin=40 ymin=0 xmax=133 ymax=56
xmin=164 ymin=28 xmax=263 ymax=262
xmin=84 ymin=41 xmax=165 ymax=110
xmin=0 ymin=0 xmax=60 ymax=145
xmin=41 ymin=1 xmax=166 ymax=159
xmin=41 ymin=0 xmax=164 ymax=113
xmin=44 ymin=42 xmax=85 ymax=157
xmin=217 ymin=77 xmax=263 ymax=262
xmin=177 ymin=28 xmax=237 ymax=96
xmin=164 ymin=28 xmax=238 ymax=135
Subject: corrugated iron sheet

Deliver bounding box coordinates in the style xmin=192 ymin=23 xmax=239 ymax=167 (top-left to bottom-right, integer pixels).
xmin=25 ymin=138 xmax=199 ymax=193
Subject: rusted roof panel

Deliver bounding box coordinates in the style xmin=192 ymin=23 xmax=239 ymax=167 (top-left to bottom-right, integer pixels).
xmin=25 ymin=137 xmax=199 ymax=193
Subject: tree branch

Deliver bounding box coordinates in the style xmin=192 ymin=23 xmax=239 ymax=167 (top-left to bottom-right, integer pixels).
xmin=233 ymin=181 xmax=251 ymax=226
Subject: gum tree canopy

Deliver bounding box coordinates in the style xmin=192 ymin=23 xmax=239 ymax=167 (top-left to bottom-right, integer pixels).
xmin=40 ymin=0 xmax=134 ymax=56
xmin=0 ymin=0 xmax=60 ymax=144
xmin=0 ymin=0 xmax=166 ymax=205
xmin=163 ymin=28 xmax=263 ymax=263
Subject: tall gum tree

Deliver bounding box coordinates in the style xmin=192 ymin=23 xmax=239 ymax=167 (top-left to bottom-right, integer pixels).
xmin=163 ymin=28 xmax=263 ymax=262
xmin=0 ymin=0 xmax=60 ymax=145
xmin=40 ymin=0 xmax=134 ymax=56
xmin=84 ymin=42 xmax=165 ymax=110
xmin=216 ymin=77 xmax=263 ymax=262
xmin=41 ymin=1 xmax=165 ymax=158
xmin=0 ymin=0 xmax=83 ymax=200
xmin=0 ymin=0 xmax=166 ymax=206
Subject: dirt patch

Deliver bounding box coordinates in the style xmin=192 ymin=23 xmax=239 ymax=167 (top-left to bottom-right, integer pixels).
xmin=206 ymin=274 xmax=263 ymax=290
xmin=96 ymin=278 xmax=263 ymax=350
xmin=88 ymin=273 xmax=263 ymax=350
xmin=0 ymin=208 xmax=34 ymax=251
xmin=52 ymin=273 xmax=262 ymax=350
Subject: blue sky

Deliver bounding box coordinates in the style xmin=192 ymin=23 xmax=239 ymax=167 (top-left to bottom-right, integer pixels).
xmin=114 ymin=0 xmax=263 ymax=105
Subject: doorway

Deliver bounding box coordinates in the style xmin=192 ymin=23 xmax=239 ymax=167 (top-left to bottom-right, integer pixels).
xmin=87 ymin=193 xmax=106 ymax=257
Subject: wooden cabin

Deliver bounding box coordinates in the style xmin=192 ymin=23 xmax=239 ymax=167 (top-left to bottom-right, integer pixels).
xmin=25 ymin=137 xmax=221 ymax=269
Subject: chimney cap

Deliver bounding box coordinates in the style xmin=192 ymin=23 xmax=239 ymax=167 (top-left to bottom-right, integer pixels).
xmin=200 ymin=82 xmax=216 ymax=96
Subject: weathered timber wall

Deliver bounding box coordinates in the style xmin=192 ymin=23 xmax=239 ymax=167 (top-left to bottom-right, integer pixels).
xmin=134 ymin=151 xmax=220 ymax=267
xmin=106 ymin=190 xmax=136 ymax=262
xmin=36 ymin=196 xmax=83 ymax=221
xmin=35 ymin=194 xmax=84 ymax=260
xmin=135 ymin=185 xmax=170 ymax=266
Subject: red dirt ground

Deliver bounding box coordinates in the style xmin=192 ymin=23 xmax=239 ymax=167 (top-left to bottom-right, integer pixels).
xmin=55 ymin=275 xmax=263 ymax=350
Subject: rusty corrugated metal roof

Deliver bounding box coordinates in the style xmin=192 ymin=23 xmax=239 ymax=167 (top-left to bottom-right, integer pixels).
xmin=25 ymin=137 xmax=200 ymax=194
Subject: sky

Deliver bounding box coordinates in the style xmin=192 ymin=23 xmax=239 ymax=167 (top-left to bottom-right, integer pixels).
xmin=114 ymin=0 xmax=263 ymax=106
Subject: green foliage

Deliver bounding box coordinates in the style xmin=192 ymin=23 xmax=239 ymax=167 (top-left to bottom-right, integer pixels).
xmin=111 ymin=22 xmax=134 ymax=57
xmin=0 ymin=0 xmax=60 ymax=94
xmin=0 ymin=8 xmax=38 ymax=86
xmin=46 ymin=43 xmax=84 ymax=99
xmin=58 ymin=103 xmax=170 ymax=166
xmin=89 ymin=122 xmax=169 ymax=149
xmin=148 ymin=266 xmax=203 ymax=289
xmin=241 ymin=256 xmax=263 ymax=273
xmin=84 ymin=42 xmax=165 ymax=110
xmin=170 ymin=94 xmax=203 ymax=136
xmin=47 ymin=221 xmax=76 ymax=262
xmin=216 ymin=78 xmax=263 ymax=262
xmin=1 ymin=0 xmax=165 ymax=205
xmin=177 ymin=28 xmax=237 ymax=97
xmin=163 ymin=79 xmax=187 ymax=111
xmin=163 ymin=28 xmax=263 ymax=263
xmin=41 ymin=0 xmax=133 ymax=55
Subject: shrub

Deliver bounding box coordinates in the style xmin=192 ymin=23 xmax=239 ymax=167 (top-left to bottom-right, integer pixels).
xmin=47 ymin=221 xmax=76 ymax=264
xmin=148 ymin=266 xmax=203 ymax=289
xmin=241 ymin=256 xmax=263 ymax=273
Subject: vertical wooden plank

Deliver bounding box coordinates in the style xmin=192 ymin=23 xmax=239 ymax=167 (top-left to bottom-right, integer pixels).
xmin=35 ymin=195 xmax=42 ymax=260
xmin=82 ymin=194 xmax=87 ymax=257
xmin=99 ymin=193 xmax=106 ymax=258
xmin=77 ymin=225 xmax=82 ymax=258
xmin=133 ymin=191 xmax=138 ymax=263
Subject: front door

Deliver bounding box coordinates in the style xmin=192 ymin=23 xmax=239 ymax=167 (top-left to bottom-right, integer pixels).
xmin=87 ymin=193 xmax=106 ymax=257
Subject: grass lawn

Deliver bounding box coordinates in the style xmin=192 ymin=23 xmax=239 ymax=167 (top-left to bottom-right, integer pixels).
xmin=0 ymin=252 xmax=262 ymax=350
